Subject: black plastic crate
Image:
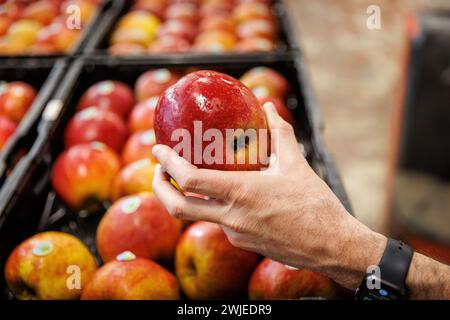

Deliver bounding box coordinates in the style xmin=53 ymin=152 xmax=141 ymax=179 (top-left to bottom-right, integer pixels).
xmin=0 ymin=57 xmax=350 ymax=299
xmin=0 ymin=0 xmax=113 ymax=64
xmin=82 ymin=0 xmax=299 ymax=61
xmin=0 ymin=59 xmax=68 ymax=186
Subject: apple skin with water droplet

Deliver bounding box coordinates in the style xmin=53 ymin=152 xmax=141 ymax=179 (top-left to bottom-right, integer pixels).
xmin=4 ymin=231 xmax=97 ymax=300
xmin=154 ymin=70 xmax=270 ymax=171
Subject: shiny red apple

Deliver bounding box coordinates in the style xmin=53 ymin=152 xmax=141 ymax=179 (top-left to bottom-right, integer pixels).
xmin=128 ymin=96 xmax=159 ymax=133
xmin=0 ymin=81 xmax=37 ymax=122
xmin=64 ymin=107 xmax=128 ymax=152
xmin=154 ymin=70 xmax=270 ymax=171
xmin=176 ymin=222 xmax=259 ymax=299
xmin=121 ymin=129 xmax=156 ymax=165
xmin=240 ymin=67 xmax=289 ymax=99
xmin=50 ymin=142 xmax=120 ymax=209
xmin=135 ymin=69 xmax=180 ymax=102
xmin=78 ymin=81 xmax=135 ymax=119
xmin=0 ymin=115 xmax=17 ymax=150
xmin=81 ymin=252 xmax=179 ymax=300
xmin=96 ymin=193 xmax=182 ymax=263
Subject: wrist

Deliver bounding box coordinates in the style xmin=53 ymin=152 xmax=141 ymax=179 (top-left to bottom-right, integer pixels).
xmin=325 ymin=221 xmax=387 ymax=290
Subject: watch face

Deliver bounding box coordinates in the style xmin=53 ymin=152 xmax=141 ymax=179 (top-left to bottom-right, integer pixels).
xmin=356 ymin=277 xmax=403 ymax=300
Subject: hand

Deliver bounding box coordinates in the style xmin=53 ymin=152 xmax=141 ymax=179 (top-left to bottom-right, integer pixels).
xmin=152 ymin=102 xmax=386 ymax=290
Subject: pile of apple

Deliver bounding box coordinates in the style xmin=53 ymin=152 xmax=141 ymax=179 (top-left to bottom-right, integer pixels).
xmin=0 ymin=81 xmax=37 ymax=151
xmin=109 ymin=0 xmax=278 ymax=55
xmin=4 ymin=66 xmax=343 ymax=300
xmin=0 ymin=0 xmax=100 ymax=55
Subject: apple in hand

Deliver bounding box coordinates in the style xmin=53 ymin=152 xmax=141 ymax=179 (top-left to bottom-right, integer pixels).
xmin=135 ymin=69 xmax=180 ymax=102
xmin=5 ymin=231 xmax=97 ymax=300
xmin=258 ymin=97 xmax=294 ymax=125
xmin=50 ymin=142 xmax=120 ymax=210
xmin=122 ymin=129 xmax=156 ymax=165
xmin=128 ymin=97 xmax=159 ymax=132
xmin=0 ymin=115 xmax=17 ymax=150
xmin=0 ymin=81 xmax=37 ymax=122
xmin=176 ymin=222 xmax=259 ymax=299
xmin=96 ymin=193 xmax=182 ymax=263
xmin=240 ymin=67 xmax=289 ymax=99
xmin=154 ymin=70 xmax=270 ymax=171
xmin=81 ymin=251 xmax=179 ymax=300
xmin=78 ymin=81 xmax=135 ymax=119
xmin=111 ymin=158 xmax=156 ymax=201
xmin=248 ymin=258 xmax=341 ymax=300
xmin=64 ymin=107 xmax=128 ymax=152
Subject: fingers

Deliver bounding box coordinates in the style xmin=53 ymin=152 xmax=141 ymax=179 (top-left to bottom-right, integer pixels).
xmin=152 ymin=164 xmax=226 ymax=223
xmin=152 ymin=144 xmax=244 ymax=200
xmin=263 ymin=102 xmax=305 ymax=167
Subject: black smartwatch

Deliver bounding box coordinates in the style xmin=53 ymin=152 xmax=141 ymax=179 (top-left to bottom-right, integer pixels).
xmin=355 ymin=239 xmax=414 ymax=300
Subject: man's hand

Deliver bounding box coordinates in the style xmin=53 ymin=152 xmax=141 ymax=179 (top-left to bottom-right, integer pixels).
xmin=152 ymin=102 xmax=387 ymax=290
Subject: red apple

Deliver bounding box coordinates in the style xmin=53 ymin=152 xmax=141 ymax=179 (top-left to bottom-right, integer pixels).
xmin=108 ymin=42 xmax=146 ymax=56
xmin=176 ymin=222 xmax=259 ymax=299
xmin=258 ymin=97 xmax=294 ymax=125
xmin=96 ymin=193 xmax=182 ymax=263
xmin=132 ymin=0 xmax=167 ymax=20
xmin=154 ymin=70 xmax=270 ymax=171
xmin=236 ymin=19 xmax=276 ymax=40
xmin=81 ymin=252 xmax=179 ymax=300
xmin=78 ymin=80 xmax=135 ymax=119
xmin=157 ymin=20 xmax=198 ymax=43
xmin=0 ymin=81 xmax=37 ymax=123
xmin=233 ymin=2 xmax=273 ymax=25
xmin=236 ymin=37 xmax=275 ymax=52
xmin=199 ymin=2 xmax=233 ymax=18
xmin=135 ymin=69 xmax=180 ymax=102
xmin=240 ymin=67 xmax=289 ymax=99
xmin=148 ymin=36 xmax=191 ymax=53
xmin=199 ymin=14 xmax=234 ymax=33
xmin=111 ymin=158 xmax=156 ymax=201
xmin=22 ymin=1 xmax=59 ymax=26
xmin=128 ymin=96 xmax=159 ymax=133
xmin=193 ymin=29 xmax=237 ymax=52
xmin=64 ymin=107 xmax=128 ymax=152
xmin=50 ymin=142 xmax=120 ymax=209
xmin=121 ymin=129 xmax=156 ymax=165
xmin=0 ymin=115 xmax=17 ymax=150
xmin=248 ymin=258 xmax=314 ymax=299
xmin=5 ymin=231 xmax=97 ymax=300
xmin=36 ymin=19 xmax=80 ymax=53
xmin=0 ymin=16 xmax=13 ymax=36
xmin=165 ymin=3 xmax=198 ymax=24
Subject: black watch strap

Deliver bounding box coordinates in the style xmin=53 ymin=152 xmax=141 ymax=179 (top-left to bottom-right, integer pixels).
xmin=378 ymin=239 xmax=414 ymax=296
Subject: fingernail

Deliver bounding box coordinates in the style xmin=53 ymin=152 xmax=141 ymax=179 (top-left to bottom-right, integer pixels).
xmin=263 ymin=101 xmax=278 ymax=114
xmin=152 ymin=144 xmax=162 ymax=157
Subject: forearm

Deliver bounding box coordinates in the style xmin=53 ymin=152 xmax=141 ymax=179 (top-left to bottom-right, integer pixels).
xmin=406 ymin=252 xmax=450 ymax=299
xmin=321 ymin=218 xmax=450 ymax=299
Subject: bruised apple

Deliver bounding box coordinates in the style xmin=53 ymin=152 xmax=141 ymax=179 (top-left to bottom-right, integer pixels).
xmin=78 ymin=81 xmax=135 ymax=119
xmin=50 ymin=142 xmax=120 ymax=209
xmin=248 ymin=258 xmax=342 ymax=300
xmin=176 ymin=222 xmax=259 ymax=299
xmin=111 ymin=158 xmax=156 ymax=201
xmin=96 ymin=193 xmax=182 ymax=263
xmin=4 ymin=231 xmax=97 ymax=300
xmin=154 ymin=70 xmax=270 ymax=171
xmin=64 ymin=107 xmax=128 ymax=152
xmin=81 ymin=251 xmax=179 ymax=300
